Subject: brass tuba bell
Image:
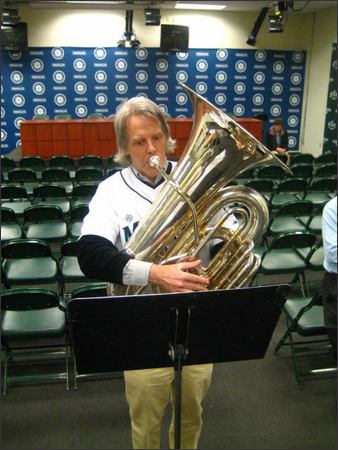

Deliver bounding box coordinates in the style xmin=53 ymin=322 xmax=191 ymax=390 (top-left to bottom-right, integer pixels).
xmin=112 ymin=84 xmax=292 ymax=295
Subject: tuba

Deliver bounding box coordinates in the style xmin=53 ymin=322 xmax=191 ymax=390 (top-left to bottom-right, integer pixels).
xmin=112 ymin=84 xmax=292 ymax=295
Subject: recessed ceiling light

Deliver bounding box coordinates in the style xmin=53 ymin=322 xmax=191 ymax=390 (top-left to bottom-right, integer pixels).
xmin=175 ymin=2 xmax=227 ymax=11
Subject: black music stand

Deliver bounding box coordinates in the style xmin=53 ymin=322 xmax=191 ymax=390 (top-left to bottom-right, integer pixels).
xmin=68 ymin=284 xmax=289 ymax=449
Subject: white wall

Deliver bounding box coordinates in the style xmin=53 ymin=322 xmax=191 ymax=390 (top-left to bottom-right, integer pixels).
xmin=15 ymin=4 xmax=338 ymax=154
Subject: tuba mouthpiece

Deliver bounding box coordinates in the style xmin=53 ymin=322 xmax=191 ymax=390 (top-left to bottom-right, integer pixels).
xmin=149 ymin=155 xmax=161 ymax=168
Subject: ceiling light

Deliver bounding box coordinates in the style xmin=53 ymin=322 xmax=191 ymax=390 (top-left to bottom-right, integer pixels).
xmin=175 ymin=2 xmax=227 ymax=11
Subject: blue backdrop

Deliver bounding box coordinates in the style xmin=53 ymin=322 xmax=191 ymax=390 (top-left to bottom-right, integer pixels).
xmin=1 ymin=46 xmax=306 ymax=155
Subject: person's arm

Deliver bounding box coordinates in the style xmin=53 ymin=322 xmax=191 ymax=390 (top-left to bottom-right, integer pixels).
xmin=322 ymin=199 xmax=337 ymax=271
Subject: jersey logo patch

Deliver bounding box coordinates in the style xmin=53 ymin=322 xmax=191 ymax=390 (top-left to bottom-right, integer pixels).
xmin=123 ymin=221 xmax=139 ymax=242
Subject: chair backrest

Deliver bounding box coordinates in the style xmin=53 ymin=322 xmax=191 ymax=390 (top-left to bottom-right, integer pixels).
xmin=33 ymin=184 xmax=68 ymax=199
xmin=23 ymin=205 xmax=64 ymax=222
xmin=1 ymin=156 xmax=16 ymax=171
xmin=70 ymin=204 xmax=89 ymax=220
xmin=308 ymin=176 xmax=337 ymax=192
xmin=291 ymin=153 xmax=314 ymax=165
xmin=275 ymin=200 xmax=313 ymax=216
xmin=75 ymin=168 xmax=104 ymax=182
xmin=72 ymin=184 xmax=97 ymax=200
xmin=70 ymin=283 xmax=107 ymax=299
xmin=19 ymin=156 xmax=46 ymax=170
xmin=78 ymin=155 xmax=104 ymax=168
xmin=314 ymin=163 xmax=337 ymax=177
xmin=290 ymin=164 xmax=313 ymax=178
xmin=87 ymin=112 xmax=105 ymax=119
xmin=48 ymin=156 xmax=76 ymax=169
xmin=314 ymin=153 xmax=336 ymax=166
xmin=41 ymin=168 xmax=71 ymax=181
xmin=270 ymin=231 xmax=317 ymax=249
xmin=256 ymin=165 xmax=286 ymax=179
xmin=32 ymin=114 xmax=50 ymax=120
xmin=54 ymin=113 xmax=72 ymax=120
xmin=1 ymin=207 xmax=18 ymax=223
xmin=276 ymin=177 xmax=308 ymax=193
xmin=1 ymin=238 xmax=52 ymax=258
xmin=1 ymin=287 xmax=60 ymax=311
xmin=60 ymin=238 xmax=78 ymax=256
xmin=245 ymin=178 xmax=275 ymax=192
xmin=7 ymin=168 xmax=37 ymax=182
xmin=1 ymin=185 xmax=29 ymax=200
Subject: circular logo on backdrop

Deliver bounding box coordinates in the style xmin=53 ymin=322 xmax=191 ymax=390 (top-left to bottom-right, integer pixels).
xmin=14 ymin=117 xmax=25 ymax=129
xmin=177 ymin=52 xmax=188 ymax=61
xmin=235 ymin=60 xmax=247 ymax=73
xmin=176 ymin=71 xmax=188 ymax=84
xmin=95 ymin=93 xmax=108 ymax=106
xmin=196 ymin=82 xmax=207 ymax=94
xmin=215 ymin=71 xmax=227 ymax=83
xmin=52 ymin=47 xmax=65 ymax=60
xmin=32 ymin=82 xmax=46 ymax=95
xmin=215 ymin=93 xmax=226 ymax=106
xmin=288 ymin=136 xmax=297 ymax=148
xmin=95 ymin=70 xmax=107 ymax=83
xmin=292 ymin=51 xmax=304 ymax=63
xmin=196 ymin=59 xmax=208 ymax=72
xmin=233 ymin=104 xmax=245 ymax=116
xmin=74 ymin=81 xmax=87 ymax=95
xmin=156 ymin=82 xmax=168 ymax=94
xmin=8 ymin=51 xmax=22 ymax=60
xmin=54 ymin=93 xmax=67 ymax=106
xmin=270 ymin=104 xmax=282 ymax=117
xmin=73 ymin=58 xmax=86 ymax=72
xmin=291 ymin=73 xmax=302 ymax=85
xmin=94 ymin=48 xmax=106 ymax=60
xmin=12 ymin=94 xmax=25 ymax=107
xmin=115 ymin=82 xmax=128 ymax=95
xmin=1 ymin=107 xmax=5 ymax=119
xmin=34 ymin=105 xmax=47 ymax=115
xmin=10 ymin=71 xmax=24 ymax=84
xmin=136 ymin=70 xmax=148 ymax=83
xmin=136 ymin=48 xmax=148 ymax=60
xmin=53 ymin=70 xmax=66 ymax=84
xmin=156 ymin=59 xmax=168 ymax=72
xmin=176 ymin=93 xmax=188 ymax=105
xmin=253 ymin=93 xmax=264 ymax=106
xmin=329 ymin=89 xmax=337 ymax=101
xmin=272 ymin=83 xmax=283 ymax=95
xmin=115 ymin=59 xmax=127 ymax=72
xmin=273 ymin=61 xmax=285 ymax=74
xmin=234 ymin=82 xmax=246 ymax=95
xmin=289 ymin=94 xmax=301 ymax=106
xmin=31 ymin=59 xmax=44 ymax=72
xmin=136 ymin=92 xmax=148 ymax=99
xmin=158 ymin=104 xmax=168 ymax=114
xmin=1 ymin=129 xmax=7 ymax=141
xmin=288 ymin=115 xmax=299 ymax=127
xmin=75 ymin=105 xmax=88 ymax=118
xmin=254 ymin=72 xmax=265 ymax=84
xmin=255 ymin=50 xmax=266 ymax=62
xmin=216 ymin=49 xmax=228 ymax=61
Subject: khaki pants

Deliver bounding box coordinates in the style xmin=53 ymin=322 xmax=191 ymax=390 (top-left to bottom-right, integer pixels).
xmin=124 ymin=364 xmax=213 ymax=449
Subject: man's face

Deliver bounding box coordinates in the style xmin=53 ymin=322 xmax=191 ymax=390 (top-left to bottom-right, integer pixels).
xmin=125 ymin=114 xmax=167 ymax=182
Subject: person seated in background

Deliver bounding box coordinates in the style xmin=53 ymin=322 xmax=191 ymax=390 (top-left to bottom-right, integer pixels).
xmin=265 ymin=118 xmax=289 ymax=156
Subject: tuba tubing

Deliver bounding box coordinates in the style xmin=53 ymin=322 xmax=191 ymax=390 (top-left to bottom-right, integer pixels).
xmin=117 ymin=84 xmax=291 ymax=295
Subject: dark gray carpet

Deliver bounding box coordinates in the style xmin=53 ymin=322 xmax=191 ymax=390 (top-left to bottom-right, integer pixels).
xmin=2 ymin=310 xmax=336 ymax=449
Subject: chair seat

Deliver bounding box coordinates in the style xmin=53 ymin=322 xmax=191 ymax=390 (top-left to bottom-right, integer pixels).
xmin=307 ymin=247 xmax=324 ymax=271
xmin=303 ymin=192 xmax=331 ymax=206
xmin=70 ymin=221 xmax=83 ymax=238
xmin=3 ymin=257 xmax=58 ymax=284
xmin=2 ymin=308 xmax=65 ymax=338
xmin=1 ymin=201 xmax=32 ymax=216
xmin=269 ymin=217 xmax=308 ymax=235
xmin=260 ymin=249 xmax=307 ymax=273
xmin=61 ymin=256 xmax=86 ymax=281
xmin=26 ymin=223 xmax=68 ymax=241
xmin=34 ymin=199 xmax=71 ymax=214
xmin=308 ymin=215 xmax=322 ymax=234
xmin=270 ymin=193 xmax=303 ymax=206
xmin=284 ymin=298 xmax=325 ymax=336
xmin=1 ymin=224 xmax=23 ymax=241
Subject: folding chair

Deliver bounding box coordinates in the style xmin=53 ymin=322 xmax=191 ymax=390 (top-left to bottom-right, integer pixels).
xmin=273 ymin=291 xmax=336 ymax=388
xmin=1 ymin=287 xmax=70 ymax=394
xmin=23 ymin=205 xmax=68 ymax=243
xmin=7 ymin=168 xmax=39 ymax=195
xmin=69 ymin=204 xmax=89 ymax=238
xmin=1 ymin=185 xmax=32 ymax=218
xmin=303 ymin=177 xmax=336 ymax=211
xmin=2 ymin=238 xmax=60 ymax=290
xmin=269 ymin=178 xmax=308 ymax=208
xmin=78 ymin=155 xmax=104 ymax=169
xmin=41 ymin=168 xmax=74 ymax=195
xmin=32 ymin=184 xmax=71 ymax=215
xmin=267 ymin=200 xmax=313 ymax=237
